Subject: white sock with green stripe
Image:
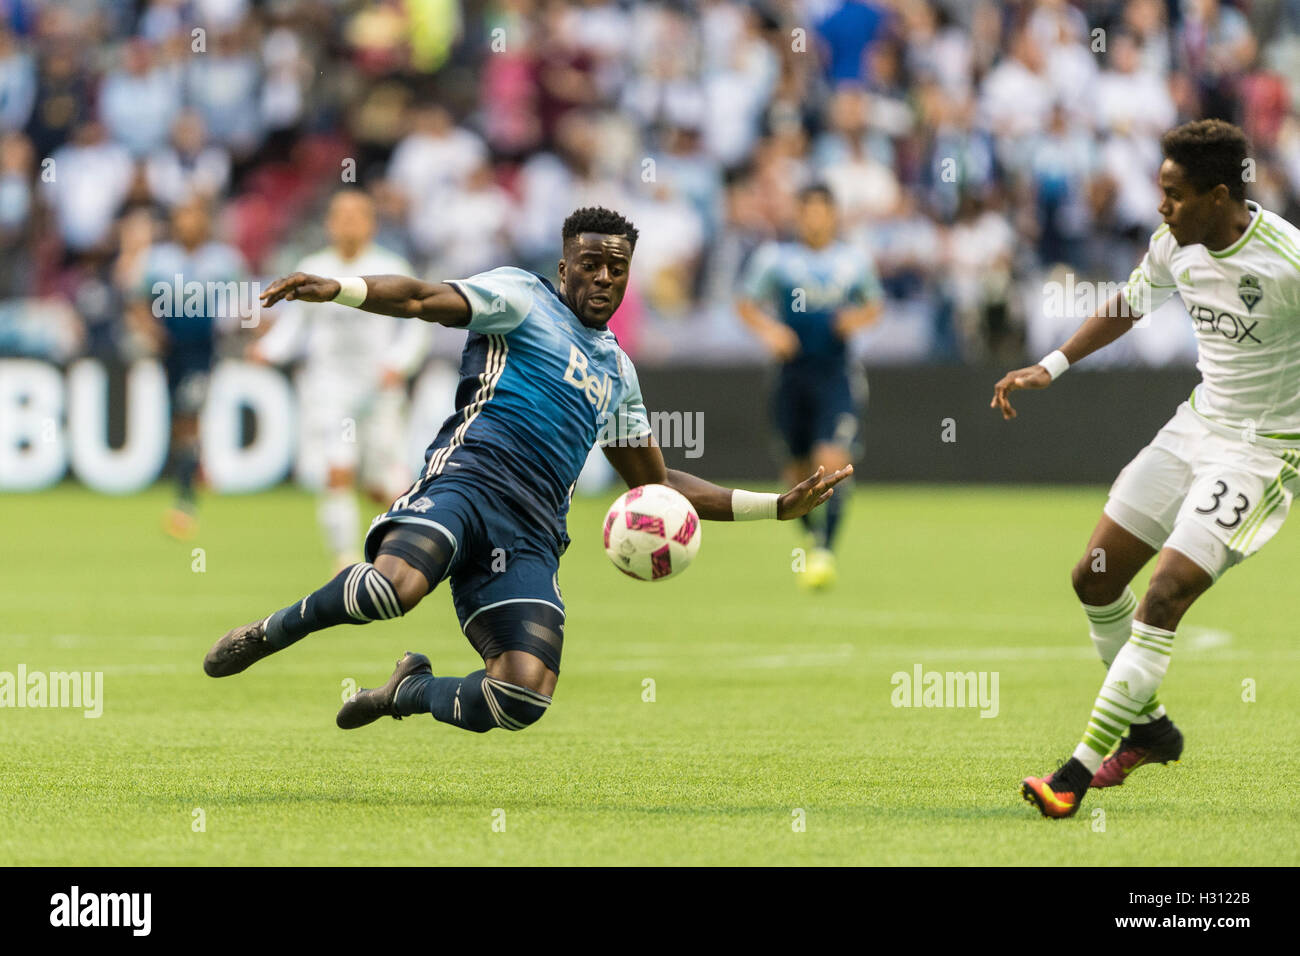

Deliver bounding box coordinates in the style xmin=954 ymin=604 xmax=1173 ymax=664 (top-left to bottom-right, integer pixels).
xmin=1072 ymin=621 xmax=1175 ymax=773
xmin=1083 ymin=587 xmax=1165 ymax=724
xmin=1084 ymin=587 xmax=1136 ymax=662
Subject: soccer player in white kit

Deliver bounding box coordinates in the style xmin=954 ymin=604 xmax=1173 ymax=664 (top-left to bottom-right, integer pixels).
xmin=991 ymin=120 xmax=1300 ymax=819
xmin=252 ymin=190 xmax=430 ymax=570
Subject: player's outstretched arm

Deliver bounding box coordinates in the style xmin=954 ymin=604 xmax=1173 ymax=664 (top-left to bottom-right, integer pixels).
xmin=258 ymin=272 xmax=471 ymax=326
xmin=603 ymin=439 xmax=852 ymax=521
xmin=990 ymin=291 xmax=1140 ymax=420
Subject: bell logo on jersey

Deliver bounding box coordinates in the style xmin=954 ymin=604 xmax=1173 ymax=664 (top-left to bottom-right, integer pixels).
xmin=562 ymin=343 xmax=614 ymax=413
xmin=1189 ymin=305 xmax=1261 ymax=344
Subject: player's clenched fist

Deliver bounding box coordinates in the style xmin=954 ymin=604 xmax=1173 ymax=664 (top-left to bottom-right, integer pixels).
xmin=990 ymin=364 xmax=1053 ymax=420
xmin=260 ymin=272 xmax=342 ymax=307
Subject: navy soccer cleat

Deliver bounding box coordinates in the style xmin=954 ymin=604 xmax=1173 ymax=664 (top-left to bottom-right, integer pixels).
xmin=336 ymin=652 xmax=433 ymax=730
xmin=204 ymin=619 xmax=277 ymax=677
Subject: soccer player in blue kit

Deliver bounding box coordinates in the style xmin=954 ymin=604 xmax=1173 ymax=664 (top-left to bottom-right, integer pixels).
xmin=131 ymin=196 xmax=247 ymax=539
xmin=737 ymin=184 xmax=882 ymax=588
xmin=204 ymin=207 xmax=852 ymax=735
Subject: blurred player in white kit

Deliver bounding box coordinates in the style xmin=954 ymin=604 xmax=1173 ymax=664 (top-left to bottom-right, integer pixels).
xmin=251 ymin=190 xmax=430 ymax=570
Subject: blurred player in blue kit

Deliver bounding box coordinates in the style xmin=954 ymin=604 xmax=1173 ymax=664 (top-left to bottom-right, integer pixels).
xmin=128 ymin=196 xmax=247 ymax=539
xmin=736 ymin=184 xmax=882 ymax=588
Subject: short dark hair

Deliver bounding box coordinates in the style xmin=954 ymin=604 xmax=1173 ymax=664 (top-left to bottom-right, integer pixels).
xmin=1161 ymin=119 xmax=1251 ymax=201
xmin=562 ymin=206 xmax=639 ymax=251
xmin=798 ymin=182 xmax=836 ymax=205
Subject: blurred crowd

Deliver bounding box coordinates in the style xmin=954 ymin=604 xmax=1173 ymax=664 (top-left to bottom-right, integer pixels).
xmin=2 ymin=0 xmax=1300 ymax=367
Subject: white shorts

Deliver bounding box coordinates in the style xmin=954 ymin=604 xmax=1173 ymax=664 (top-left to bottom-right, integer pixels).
xmin=1105 ymin=402 xmax=1300 ymax=580
xmin=301 ymin=375 xmax=408 ymax=488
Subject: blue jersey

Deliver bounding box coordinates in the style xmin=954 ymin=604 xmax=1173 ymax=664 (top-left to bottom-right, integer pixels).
xmin=139 ymin=240 xmax=248 ymax=350
xmin=404 ymin=267 xmax=651 ymax=549
xmin=741 ymin=239 xmax=882 ymax=368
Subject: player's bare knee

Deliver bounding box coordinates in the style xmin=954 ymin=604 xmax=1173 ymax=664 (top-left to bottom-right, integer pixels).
xmin=812 ymin=444 xmax=851 ymax=474
xmin=172 ymin=417 xmax=199 ymax=442
xmin=483 ymin=652 xmax=556 ymax=730
xmin=1071 ymin=558 xmax=1119 ymax=605
xmin=486 ymin=651 xmax=556 ymax=694
xmin=372 ymin=525 xmax=455 ymax=612
xmin=326 ymin=466 xmax=355 ymax=490
xmin=371 ymin=554 xmax=428 ymax=612
xmin=1137 ymin=576 xmax=1195 ymax=631
xmin=783 ymin=458 xmax=811 ymax=486
xmin=469 ymin=603 xmax=563 ymax=697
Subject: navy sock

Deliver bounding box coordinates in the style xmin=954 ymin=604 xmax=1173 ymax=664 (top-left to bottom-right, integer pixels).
xmin=174 ymin=444 xmax=199 ymax=509
xmin=264 ymin=563 xmax=403 ymax=650
xmin=397 ymin=670 xmax=494 ymax=732
xmin=396 ymin=669 xmax=550 ymax=733
xmin=821 ymin=478 xmax=849 ymax=550
xmin=806 ymin=505 xmax=829 ymax=549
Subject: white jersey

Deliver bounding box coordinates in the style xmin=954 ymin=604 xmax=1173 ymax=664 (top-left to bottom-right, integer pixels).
xmin=257 ymin=244 xmax=430 ymax=380
xmin=1124 ymin=201 xmax=1300 ymax=446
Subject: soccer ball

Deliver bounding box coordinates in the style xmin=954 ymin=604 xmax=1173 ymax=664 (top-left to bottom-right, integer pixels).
xmin=602 ymin=484 xmax=701 ymax=581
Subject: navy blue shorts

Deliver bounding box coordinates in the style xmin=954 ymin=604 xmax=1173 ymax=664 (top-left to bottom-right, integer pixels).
xmin=772 ymin=363 xmax=864 ymax=459
xmin=363 ymin=477 xmax=565 ymax=634
xmin=166 ymin=347 xmax=213 ymax=416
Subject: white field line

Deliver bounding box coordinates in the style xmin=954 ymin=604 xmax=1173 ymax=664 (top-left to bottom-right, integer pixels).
xmin=588 ymin=606 xmax=1065 ymax=633
xmin=0 ymin=623 xmax=1262 ymax=680
xmin=1183 ymin=627 xmax=1234 ymax=650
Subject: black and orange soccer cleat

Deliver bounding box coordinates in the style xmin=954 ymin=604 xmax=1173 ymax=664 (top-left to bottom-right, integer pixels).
xmin=1021 ymin=758 xmax=1092 ymax=819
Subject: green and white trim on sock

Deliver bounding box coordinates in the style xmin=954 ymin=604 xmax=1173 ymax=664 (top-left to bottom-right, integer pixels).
xmin=1083 ymin=587 xmax=1165 ymax=724
xmin=1084 ymin=587 xmax=1137 ymax=663
xmin=1073 ymin=621 xmax=1175 ymax=774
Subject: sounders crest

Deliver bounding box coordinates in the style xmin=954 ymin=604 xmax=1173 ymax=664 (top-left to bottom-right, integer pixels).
xmin=1238 ymin=274 xmax=1262 ymax=312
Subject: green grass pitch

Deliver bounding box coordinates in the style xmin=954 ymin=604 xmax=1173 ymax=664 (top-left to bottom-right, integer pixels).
xmin=2 ymin=483 xmax=1298 ymax=866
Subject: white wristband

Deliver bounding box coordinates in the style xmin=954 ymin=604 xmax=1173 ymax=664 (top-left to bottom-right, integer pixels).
xmin=1038 ymin=349 xmax=1069 ymax=381
xmin=331 ymin=276 xmax=368 ymax=308
xmin=731 ymin=489 xmax=780 ymax=521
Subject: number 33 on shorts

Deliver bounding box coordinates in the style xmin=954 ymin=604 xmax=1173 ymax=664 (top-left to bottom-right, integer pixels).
xmin=1184 ymin=456 xmax=1300 ymax=563
xmin=1192 ymin=479 xmax=1252 ymax=529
